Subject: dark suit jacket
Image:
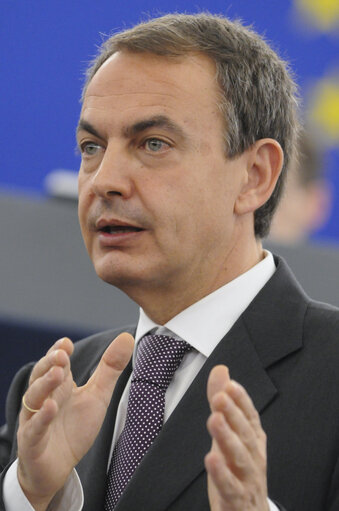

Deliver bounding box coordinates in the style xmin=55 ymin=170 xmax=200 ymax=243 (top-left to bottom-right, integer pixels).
xmin=1 ymin=256 xmax=339 ymax=510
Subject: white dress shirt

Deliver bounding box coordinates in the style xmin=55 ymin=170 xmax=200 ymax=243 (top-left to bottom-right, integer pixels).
xmin=4 ymin=251 xmax=278 ymax=511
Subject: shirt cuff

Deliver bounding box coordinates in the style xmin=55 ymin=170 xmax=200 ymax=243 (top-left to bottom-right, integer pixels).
xmin=268 ymin=497 xmax=280 ymax=511
xmin=3 ymin=459 xmax=84 ymax=511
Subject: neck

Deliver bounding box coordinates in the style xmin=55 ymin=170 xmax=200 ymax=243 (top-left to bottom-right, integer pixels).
xmin=126 ymin=238 xmax=264 ymax=325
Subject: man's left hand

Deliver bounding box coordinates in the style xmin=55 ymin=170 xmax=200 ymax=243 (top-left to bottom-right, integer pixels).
xmin=205 ymin=365 xmax=269 ymax=511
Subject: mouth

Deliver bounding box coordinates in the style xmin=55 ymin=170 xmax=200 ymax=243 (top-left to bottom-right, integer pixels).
xmin=99 ymin=225 xmax=144 ymax=234
xmin=94 ymin=218 xmax=145 ymax=242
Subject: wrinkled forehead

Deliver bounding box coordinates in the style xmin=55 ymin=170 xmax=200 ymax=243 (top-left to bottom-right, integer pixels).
xmin=84 ymin=50 xmax=218 ymax=102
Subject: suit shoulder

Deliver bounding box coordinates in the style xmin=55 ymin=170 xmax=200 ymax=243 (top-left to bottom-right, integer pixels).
xmin=305 ymin=299 xmax=339 ymax=332
xmin=302 ymin=300 xmax=339 ymax=362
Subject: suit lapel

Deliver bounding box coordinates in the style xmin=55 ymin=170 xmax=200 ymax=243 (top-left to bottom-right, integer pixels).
xmin=242 ymin=256 xmax=307 ymax=369
xmin=115 ymin=257 xmax=306 ymax=510
xmin=70 ymin=326 xmax=137 ymax=510
xmin=76 ymin=358 xmax=133 ymax=511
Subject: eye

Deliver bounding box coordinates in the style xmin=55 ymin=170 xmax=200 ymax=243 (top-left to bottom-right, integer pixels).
xmin=80 ymin=141 xmax=102 ymax=157
xmin=143 ymin=138 xmax=170 ymax=153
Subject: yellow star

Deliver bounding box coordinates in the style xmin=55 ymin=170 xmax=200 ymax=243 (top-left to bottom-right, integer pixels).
xmin=310 ymin=77 xmax=339 ymax=145
xmin=296 ymin=0 xmax=339 ymax=31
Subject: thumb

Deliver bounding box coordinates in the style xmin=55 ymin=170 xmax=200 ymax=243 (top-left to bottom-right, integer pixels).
xmin=207 ymin=365 xmax=230 ymax=410
xmin=86 ymin=332 xmax=134 ymax=406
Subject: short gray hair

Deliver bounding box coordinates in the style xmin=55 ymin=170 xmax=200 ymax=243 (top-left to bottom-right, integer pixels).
xmin=83 ymin=13 xmax=300 ymax=238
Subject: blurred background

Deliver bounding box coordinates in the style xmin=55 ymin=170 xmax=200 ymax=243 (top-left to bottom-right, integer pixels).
xmin=1 ymin=0 xmax=338 ymax=421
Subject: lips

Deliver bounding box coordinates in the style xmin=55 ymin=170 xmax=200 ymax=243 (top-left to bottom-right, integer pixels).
xmin=100 ymin=225 xmax=143 ymax=234
xmin=95 ymin=217 xmax=145 ymax=236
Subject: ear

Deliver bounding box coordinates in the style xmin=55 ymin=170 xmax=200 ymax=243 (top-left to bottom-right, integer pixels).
xmin=234 ymin=139 xmax=284 ymax=216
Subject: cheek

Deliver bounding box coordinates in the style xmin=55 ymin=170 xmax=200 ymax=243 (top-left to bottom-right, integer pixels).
xmin=77 ymin=192 xmax=85 ymax=225
xmin=155 ymin=179 xmax=212 ymax=237
xmin=77 ymin=194 xmax=91 ymax=245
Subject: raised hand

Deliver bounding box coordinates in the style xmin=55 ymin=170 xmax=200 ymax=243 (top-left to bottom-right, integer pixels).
xmin=17 ymin=333 xmax=134 ymax=511
xmin=205 ymin=366 xmax=269 ymax=511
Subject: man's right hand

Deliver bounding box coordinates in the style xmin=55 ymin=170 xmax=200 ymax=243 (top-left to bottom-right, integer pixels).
xmin=16 ymin=333 xmax=134 ymax=511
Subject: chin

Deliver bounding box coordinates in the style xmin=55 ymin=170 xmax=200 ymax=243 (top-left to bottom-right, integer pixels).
xmin=92 ymin=251 xmax=172 ymax=292
xmin=94 ymin=261 xmax=147 ymax=289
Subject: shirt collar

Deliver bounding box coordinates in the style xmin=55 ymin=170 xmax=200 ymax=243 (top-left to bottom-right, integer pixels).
xmin=135 ymin=250 xmax=276 ymax=357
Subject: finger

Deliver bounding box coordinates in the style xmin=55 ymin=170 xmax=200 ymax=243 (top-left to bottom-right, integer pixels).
xmin=207 ymin=411 xmax=254 ymax=480
xmin=18 ymin=399 xmax=61 ymax=472
xmin=205 ymin=449 xmax=243 ymax=502
xmin=211 ymin=392 xmax=259 ymax=457
xmin=45 ymin=337 xmax=74 ymax=357
xmin=21 ymin=364 xmax=67 ymax=420
xmin=227 ymin=381 xmax=263 ymax=439
xmin=207 ymin=365 xmax=230 ymax=408
xmin=29 ymin=337 xmax=74 ymax=384
xmin=29 ymin=344 xmax=71 ymax=386
xmin=19 ymin=398 xmax=59 ymax=450
xmin=86 ymin=333 xmax=134 ymax=406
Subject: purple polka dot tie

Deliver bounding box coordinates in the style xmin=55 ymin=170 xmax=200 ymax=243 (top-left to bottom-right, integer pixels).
xmin=104 ymin=334 xmax=191 ymax=510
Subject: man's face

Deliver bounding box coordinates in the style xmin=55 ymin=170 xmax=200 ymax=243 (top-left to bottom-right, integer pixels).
xmin=77 ymin=51 xmax=250 ymax=310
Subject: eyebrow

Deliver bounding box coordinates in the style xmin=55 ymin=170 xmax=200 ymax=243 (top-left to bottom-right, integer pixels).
xmin=76 ymin=120 xmax=105 ymax=141
xmin=76 ymin=115 xmax=187 ymax=142
xmin=122 ymin=115 xmax=186 ymax=140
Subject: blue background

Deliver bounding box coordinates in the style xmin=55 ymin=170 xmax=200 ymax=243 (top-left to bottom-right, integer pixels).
xmin=1 ymin=0 xmax=338 ymax=240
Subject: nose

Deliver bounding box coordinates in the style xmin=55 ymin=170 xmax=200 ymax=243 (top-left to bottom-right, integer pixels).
xmin=90 ymin=144 xmax=133 ymax=199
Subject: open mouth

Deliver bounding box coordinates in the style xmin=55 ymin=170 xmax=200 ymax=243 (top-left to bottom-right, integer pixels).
xmin=100 ymin=225 xmax=144 ymax=234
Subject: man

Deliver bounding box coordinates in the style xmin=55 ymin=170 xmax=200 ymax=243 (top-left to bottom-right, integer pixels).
xmin=1 ymin=12 xmax=339 ymax=511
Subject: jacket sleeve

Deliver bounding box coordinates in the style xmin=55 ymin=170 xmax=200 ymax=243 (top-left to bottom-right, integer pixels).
xmin=0 ymin=363 xmax=34 ymax=509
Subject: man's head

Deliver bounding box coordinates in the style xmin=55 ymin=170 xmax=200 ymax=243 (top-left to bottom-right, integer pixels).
xmin=83 ymin=13 xmax=300 ymax=238
xmin=77 ymin=13 xmax=298 ymax=321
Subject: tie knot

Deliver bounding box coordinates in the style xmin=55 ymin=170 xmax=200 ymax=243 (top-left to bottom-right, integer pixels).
xmin=133 ymin=334 xmax=191 ymax=389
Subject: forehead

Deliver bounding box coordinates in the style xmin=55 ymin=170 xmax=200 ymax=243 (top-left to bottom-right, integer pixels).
xmin=82 ymin=51 xmax=221 ymax=126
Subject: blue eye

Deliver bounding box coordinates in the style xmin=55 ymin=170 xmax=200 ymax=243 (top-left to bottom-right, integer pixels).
xmin=145 ymin=138 xmax=168 ymax=152
xmin=81 ymin=142 xmax=101 ymax=156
